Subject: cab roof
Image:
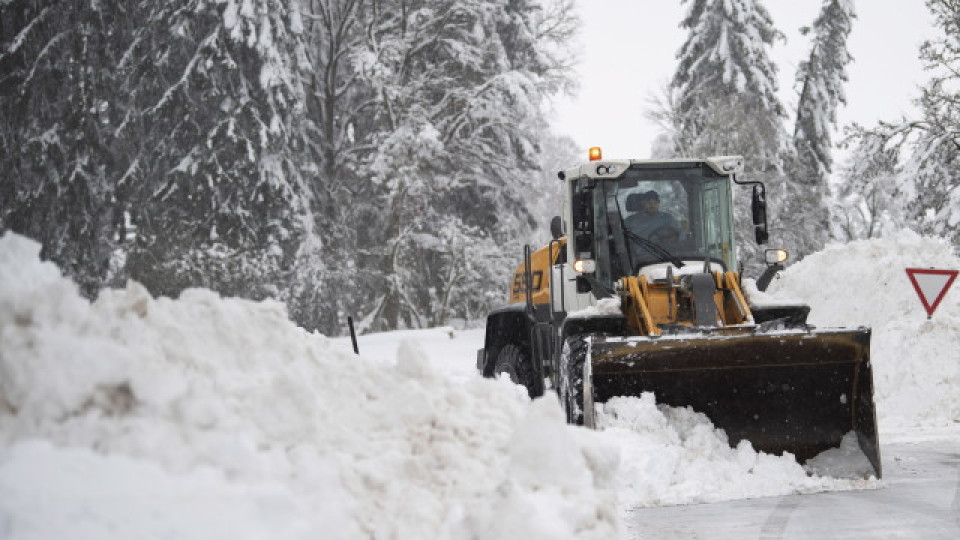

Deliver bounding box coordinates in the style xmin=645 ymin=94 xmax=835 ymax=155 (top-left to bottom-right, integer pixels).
xmin=560 ymin=155 xmax=744 ymax=182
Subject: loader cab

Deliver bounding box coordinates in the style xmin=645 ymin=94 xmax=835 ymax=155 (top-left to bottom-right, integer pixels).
xmin=618 ymin=166 xmax=737 ymax=271
xmin=565 ymin=159 xmax=739 ymax=291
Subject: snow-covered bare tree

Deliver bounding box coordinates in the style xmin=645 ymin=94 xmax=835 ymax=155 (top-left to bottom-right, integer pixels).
xmin=832 ymin=127 xmax=902 ymax=240
xmin=903 ymin=0 xmax=960 ymax=245
xmin=530 ymin=132 xmax=579 ymax=245
xmin=668 ymin=0 xmax=788 ymax=271
xmin=644 ymin=84 xmax=682 ymax=158
xmin=294 ymin=0 xmax=371 ymax=333
xmin=840 ymin=0 xmax=960 ymax=248
xmin=789 ymin=0 xmax=855 ymax=256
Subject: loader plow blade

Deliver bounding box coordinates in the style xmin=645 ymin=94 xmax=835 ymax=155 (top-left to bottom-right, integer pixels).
xmin=587 ymin=328 xmax=881 ymax=478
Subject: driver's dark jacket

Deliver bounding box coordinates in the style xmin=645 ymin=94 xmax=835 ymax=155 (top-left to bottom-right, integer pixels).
xmin=624 ymin=211 xmax=677 ymax=239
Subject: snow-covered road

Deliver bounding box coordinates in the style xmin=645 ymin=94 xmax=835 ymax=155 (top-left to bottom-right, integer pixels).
xmin=345 ymin=325 xmax=960 ymax=539
xmin=625 ymin=432 xmax=960 ymax=539
xmin=347 ymin=326 xmax=960 ymax=540
xmin=351 ymin=325 xmax=960 ymax=540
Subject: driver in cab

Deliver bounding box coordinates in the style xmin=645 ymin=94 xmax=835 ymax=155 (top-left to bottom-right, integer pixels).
xmin=625 ymin=190 xmax=677 ymax=242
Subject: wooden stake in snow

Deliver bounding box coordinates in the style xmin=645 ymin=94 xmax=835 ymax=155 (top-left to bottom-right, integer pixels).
xmin=347 ymin=316 xmax=359 ymax=354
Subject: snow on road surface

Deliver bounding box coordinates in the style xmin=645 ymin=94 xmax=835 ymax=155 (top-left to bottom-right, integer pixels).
xmin=625 ymin=431 xmax=960 ymax=539
xmin=1 ymin=230 xmax=959 ymax=539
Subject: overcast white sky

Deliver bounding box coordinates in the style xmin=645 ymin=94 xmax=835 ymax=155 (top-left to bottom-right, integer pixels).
xmin=551 ymin=0 xmax=937 ymax=162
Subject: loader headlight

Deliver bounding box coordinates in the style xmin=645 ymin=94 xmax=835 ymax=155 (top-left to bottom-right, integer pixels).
xmin=573 ymin=259 xmax=596 ymax=273
xmin=764 ymin=249 xmax=788 ymax=265
xmin=595 ymin=164 xmax=619 ymax=175
xmin=705 ymin=155 xmax=745 ymax=175
xmin=719 ymin=158 xmax=743 ymax=173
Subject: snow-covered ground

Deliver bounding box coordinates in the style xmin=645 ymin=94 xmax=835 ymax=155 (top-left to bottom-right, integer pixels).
xmin=1 ymin=229 xmax=959 ymax=539
xmin=624 ymin=433 xmax=960 ymax=538
xmin=0 ymin=233 xmax=616 ymax=540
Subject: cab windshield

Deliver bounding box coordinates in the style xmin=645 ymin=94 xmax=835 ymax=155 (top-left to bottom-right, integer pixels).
xmin=606 ymin=164 xmax=736 ymax=275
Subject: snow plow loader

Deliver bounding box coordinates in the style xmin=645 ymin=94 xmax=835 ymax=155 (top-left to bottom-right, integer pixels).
xmin=478 ymin=151 xmax=881 ymax=478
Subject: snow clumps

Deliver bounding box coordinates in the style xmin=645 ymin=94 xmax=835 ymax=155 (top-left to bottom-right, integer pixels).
xmin=0 ymin=232 xmax=619 ymax=539
xmin=593 ymin=394 xmax=875 ymax=510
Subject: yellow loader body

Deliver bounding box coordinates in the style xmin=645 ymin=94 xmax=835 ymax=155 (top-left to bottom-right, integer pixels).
xmin=507 ymin=255 xmax=880 ymax=477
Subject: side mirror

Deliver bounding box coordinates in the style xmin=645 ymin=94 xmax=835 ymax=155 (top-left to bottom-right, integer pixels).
xmin=751 ymin=185 xmax=769 ymax=245
xmin=550 ymin=216 xmax=563 ymax=240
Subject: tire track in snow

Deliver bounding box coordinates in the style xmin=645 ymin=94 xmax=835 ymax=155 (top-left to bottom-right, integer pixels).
xmin=953 ymin=466 xmax=960 ymax=530
xmin=758 ymin=497 xmax=801 ymax=540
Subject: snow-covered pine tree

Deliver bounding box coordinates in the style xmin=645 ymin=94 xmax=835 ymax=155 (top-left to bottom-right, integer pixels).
xmin=672 ymin=0 xmax=786 ymax=164
xmin=122 ymin=0 xmax=315 ymax=303
xmin=790 ymin=0 xmax=855 ymax=256
xmin=670 ymin=0 xmax=789 ymax=271
xmin=0 ymin=0 xmax=129 ymax=296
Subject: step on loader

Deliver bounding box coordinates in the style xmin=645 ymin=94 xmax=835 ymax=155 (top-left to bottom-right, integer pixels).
xmin=477 ymin=151 xmax=881 ymax=478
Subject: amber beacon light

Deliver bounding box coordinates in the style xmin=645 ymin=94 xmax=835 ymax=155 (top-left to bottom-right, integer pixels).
xmin=588 ymin=147 xmax=602 ymax=161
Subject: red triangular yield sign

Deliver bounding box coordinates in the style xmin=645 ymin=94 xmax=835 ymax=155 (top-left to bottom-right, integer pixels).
xmin=905 ymin=268 xmax=958 ymax=317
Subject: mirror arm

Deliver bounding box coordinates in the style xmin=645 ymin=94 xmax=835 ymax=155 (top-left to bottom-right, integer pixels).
xmin=731 ymin=173 xmax=767 ymax=199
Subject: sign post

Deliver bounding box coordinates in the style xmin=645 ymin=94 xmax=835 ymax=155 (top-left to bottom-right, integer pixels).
xmin=905 ymin=268 xmax=958 ymax=319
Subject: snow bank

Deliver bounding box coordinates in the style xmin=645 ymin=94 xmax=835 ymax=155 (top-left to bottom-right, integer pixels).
xmin=594 ymin=395 xmax=874 ymax=510
xmin=6 ymin=229 xmax=952 ymax=533
xmin=763 ymin=230 xmax=960 ymax=430
xmin=0 ymin=233 xmax=619 ymax=539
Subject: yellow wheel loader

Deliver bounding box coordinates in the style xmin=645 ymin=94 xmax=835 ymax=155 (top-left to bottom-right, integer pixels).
xmin=477 ymin=152 xmax=881 ymax=478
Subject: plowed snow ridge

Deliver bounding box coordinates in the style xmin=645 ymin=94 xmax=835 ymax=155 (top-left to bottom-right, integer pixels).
xmin=0 ymin=233 xmax=617 ymax=539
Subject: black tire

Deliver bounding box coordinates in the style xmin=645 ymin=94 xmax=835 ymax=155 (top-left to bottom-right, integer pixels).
xmin=559 ymin=335 xmax=589 ymax=425
xmin=494 ymin=344 xmax=534 ymax=395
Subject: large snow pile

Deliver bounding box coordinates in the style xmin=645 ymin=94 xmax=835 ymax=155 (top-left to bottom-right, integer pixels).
xmin=0 ymin=233 xmax=619 ymax=539
xmin=4 ymin=229 xmax=918 ymax=538
xmin=762 ymin=230 xmax=960 ymax=431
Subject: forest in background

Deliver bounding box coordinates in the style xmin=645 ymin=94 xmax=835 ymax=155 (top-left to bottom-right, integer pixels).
xmin=1 ymin=0 xmax=958 ymax=335
xmin=653 ymin=0 xmax=959 ymax=270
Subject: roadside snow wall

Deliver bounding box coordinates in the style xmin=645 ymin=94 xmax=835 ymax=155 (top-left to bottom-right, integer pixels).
xmin=6 ymin=230 xmax=939 ymax=536
xmin=0 ymin=233 xmax=619 ymax=539
xmin=760 ymin=230 xmax=960 ymax=431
